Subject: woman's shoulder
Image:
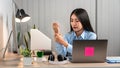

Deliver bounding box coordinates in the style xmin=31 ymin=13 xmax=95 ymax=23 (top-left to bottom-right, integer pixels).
xmin=84 ymin=30 xmax=97 ymax=39
xmin=86 ymin=31 xmax=96 ymax=35
xmin=84 ymin=30 xmax=96 ymax=34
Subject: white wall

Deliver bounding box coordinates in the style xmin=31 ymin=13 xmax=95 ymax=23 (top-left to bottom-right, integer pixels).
xmin=15 ymin=0 xmax=96 ymax=51
xmin=14 ymin=0 xmax=120 ymax=56
xmin=0 ymin=0 xmax=17 ymax=55
xmin=97 ymin=0 xmax=120 ymax=56
xmin=0 ymin=15 xmax=3 ymax=56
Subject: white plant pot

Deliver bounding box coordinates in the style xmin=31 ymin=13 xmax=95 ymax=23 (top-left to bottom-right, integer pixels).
xmin=23 ymin=57 xmax=32 ymax=65
xmin=36 ymin=57 xmax=42 ymax=62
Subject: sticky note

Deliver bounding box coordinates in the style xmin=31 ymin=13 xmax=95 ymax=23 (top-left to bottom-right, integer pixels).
xmin=85 ymin=46 xmax=94 ymax=56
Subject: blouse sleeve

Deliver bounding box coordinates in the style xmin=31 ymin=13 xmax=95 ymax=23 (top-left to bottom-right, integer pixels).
xmin=55 ymin=42 xmax=67 ymax=56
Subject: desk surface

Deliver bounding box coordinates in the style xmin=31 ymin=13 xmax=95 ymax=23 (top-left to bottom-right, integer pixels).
xmin=0 ymin=53 xmax=120 ymax=68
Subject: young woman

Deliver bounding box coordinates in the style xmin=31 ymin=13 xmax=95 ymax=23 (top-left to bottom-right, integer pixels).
xmin=53 ymin=8 xmax=97 ymax=59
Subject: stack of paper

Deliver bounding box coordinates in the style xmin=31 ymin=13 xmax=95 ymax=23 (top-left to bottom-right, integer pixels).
xmin=106 ymin=57 xmax=120 ymax=63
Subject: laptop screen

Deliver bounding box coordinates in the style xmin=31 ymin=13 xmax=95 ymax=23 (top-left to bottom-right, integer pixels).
xmin=71 ymin=40 xmax=108 ymax=63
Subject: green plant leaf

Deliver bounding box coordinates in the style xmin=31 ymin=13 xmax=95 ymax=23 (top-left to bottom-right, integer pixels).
xmin=33 ymin=24 xmax=36 ymax=29
xmin=18 ymin=44 xmax=20 ymax=48
xmin=27 ymin=31 xmax=31 ymax=39
xmin=17 ymin=32 xmax=20 ymax=43
xmin=21 ymin=48 xmax=31 ymax=57
xmin=24 ymin=35 xmax=28 ymax=49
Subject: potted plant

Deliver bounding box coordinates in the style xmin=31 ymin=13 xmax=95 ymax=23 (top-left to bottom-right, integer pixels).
xmin=18 ymin=24 xmax=37 ymax=54
xmin=20 ymin=47 xmax=32 ymax=65
xmin=18 ymin=29 xmax=32 ymax=65
xmin=17 ymin=24 xmax=37 ymax=65
xmin=20 ymin=32 xmax=32 ymax=65
xmin=17 ymin=31 xmax=31 ymax=55
xmin=35 ymin=49 xmax=44 ymax=62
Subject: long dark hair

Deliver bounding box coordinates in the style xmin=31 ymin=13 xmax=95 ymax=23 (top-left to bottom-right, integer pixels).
xmin=70 ymin=8 xmax=94 ymax=32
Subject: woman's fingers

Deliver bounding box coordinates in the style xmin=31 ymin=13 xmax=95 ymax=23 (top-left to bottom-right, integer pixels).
xmin=52 ymin=22 xmax=60 ymax=34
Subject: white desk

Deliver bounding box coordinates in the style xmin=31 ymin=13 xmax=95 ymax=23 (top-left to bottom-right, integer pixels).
xmin=0 ymin=53 xmax=120 ymax=68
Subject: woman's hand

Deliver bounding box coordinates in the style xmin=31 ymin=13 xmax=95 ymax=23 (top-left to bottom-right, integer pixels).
xmin=52 ymin=22 xmax=60 ymax=34
xmin=52 ymin=22 xmax=68 ymax=47
xmin=54 ymin=33 xmax=68 ymax=47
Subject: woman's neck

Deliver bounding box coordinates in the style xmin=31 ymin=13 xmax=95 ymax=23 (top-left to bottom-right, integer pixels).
xmin=75 ymin=29 xmax=84 ymax=37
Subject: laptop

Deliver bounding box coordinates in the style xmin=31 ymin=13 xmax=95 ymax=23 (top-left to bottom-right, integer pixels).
xmin=71 ymin=40 xmax=108 ymax=63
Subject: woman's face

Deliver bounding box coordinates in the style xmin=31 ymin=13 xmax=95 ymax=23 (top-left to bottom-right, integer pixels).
xmin=70 ymin=14 xmax=83 ymax=32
